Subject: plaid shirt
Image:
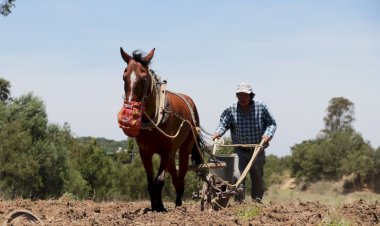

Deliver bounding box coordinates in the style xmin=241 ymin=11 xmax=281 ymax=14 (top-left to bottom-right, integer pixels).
xmin=215 ymin=100 xmax=277 ymax=145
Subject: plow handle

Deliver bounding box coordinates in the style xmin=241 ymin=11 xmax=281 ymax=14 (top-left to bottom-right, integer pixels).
xmin=234 ymin=139 xmax=266 ymax=190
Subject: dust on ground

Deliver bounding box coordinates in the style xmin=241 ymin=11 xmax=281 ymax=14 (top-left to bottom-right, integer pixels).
xmin=0 ymin=198 xmax=379 ymax=225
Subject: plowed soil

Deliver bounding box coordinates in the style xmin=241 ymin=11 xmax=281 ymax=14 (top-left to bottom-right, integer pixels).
xmin=0 ymin=198 xmax=379 ymax=225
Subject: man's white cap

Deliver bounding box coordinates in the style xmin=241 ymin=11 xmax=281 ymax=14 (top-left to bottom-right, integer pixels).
xmin=235 ymin=82 xmax=254 ymax=94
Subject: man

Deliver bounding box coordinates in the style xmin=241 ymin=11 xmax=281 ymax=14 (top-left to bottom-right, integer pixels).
xmin=212 ymin=82 xmax=277 ymax=203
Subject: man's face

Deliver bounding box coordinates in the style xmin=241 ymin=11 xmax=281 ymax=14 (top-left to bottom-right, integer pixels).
xmin=236 ymin=92 xmax=251 ymax=107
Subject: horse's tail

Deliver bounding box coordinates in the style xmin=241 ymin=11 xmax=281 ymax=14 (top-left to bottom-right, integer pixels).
xmin=191 ymin=132 xmax=211 ymax=165
xmin=191 ymin=135 xmax=202 ymax=165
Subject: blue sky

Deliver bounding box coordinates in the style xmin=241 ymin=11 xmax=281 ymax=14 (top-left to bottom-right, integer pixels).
xmin=1 ymin=1 xmax=379 ymax=156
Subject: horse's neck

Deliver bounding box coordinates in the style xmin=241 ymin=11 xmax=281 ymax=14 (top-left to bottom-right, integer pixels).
xmin=144 ymin=83 xmax=158 ymax=119
xmin=143 ymin=81 xmax=169 ymax=128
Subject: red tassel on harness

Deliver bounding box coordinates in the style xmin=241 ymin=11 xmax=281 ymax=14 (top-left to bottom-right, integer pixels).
xmin=118 ymin=101 xmax=145 ymax=137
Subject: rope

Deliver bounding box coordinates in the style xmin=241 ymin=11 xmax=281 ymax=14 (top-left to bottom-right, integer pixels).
xmin=143 ymin=111 xmax=220 ymax=173
xmin=143 ymin=112 xmax=187 ymax=139
xmin=212 ymin=137 xmax=261 ymax=152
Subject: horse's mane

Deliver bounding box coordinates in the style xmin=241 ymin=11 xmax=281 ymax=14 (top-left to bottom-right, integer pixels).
xmin=132 ymin=50 xmax=151 ymax=67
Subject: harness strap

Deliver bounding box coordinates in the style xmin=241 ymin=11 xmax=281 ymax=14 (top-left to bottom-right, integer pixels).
xmin=169 ymin=91 xmax=197 ymax=126
xmin=141 ymin=70 xmax=168 ymax=129
xmin=155 ymin=80 xmax=167 ymax=125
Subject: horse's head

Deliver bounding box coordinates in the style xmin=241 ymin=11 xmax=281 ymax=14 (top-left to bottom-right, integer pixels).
xmin=118 ymin=47 xmax=155 ymax=137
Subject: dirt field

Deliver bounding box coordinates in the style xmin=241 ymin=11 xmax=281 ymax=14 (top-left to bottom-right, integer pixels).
xmin=0 ymin=198 xmax=379 ymax=225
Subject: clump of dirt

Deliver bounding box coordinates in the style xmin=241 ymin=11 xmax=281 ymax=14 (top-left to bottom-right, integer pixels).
xmin=0 ymin=198 xmax=379 ymax=225
xmin=337 ymin=199 xmax=380 ymax=225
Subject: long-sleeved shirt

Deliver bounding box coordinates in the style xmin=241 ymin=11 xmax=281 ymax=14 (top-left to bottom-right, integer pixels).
xmin=215 ymin=100 xmax=277 ymax=145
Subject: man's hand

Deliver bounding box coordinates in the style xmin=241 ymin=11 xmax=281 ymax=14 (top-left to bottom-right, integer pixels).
xmin=262 ymin=135 xmax=271 ymax=145
xmin=211 ymin=132 xmax=221 ymax=141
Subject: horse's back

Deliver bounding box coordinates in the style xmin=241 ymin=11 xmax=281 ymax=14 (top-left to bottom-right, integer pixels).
xmin=167 ymin=91 xmax=199 ymax=127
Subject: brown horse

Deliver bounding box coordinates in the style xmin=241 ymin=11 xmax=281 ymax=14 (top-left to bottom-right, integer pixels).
xmin=117 ymin=47 xmax=203 ymax=212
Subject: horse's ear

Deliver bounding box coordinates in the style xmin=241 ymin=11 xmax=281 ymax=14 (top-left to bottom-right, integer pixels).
xmin=143 ymin=48 xmax=155 ymax=63
xmin=120 ymin=47 xmax=131 ymax=63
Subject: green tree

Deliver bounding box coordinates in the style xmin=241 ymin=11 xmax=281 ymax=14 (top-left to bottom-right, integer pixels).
xmin=0 ymin=119 xmax=41 ymax=198
xmin=77 ymin=136 xmax=129 ymax=154
xmin=290 ymin=139 xmax=323 ymax=181
xmin=0 ymin=79 xmax=123 ymax=200
xmin=34 ymin=124 xmax=76 ymax=198
xmin=0 ymin=0 xmax=15 ymax=16
xmin=323 ymin=97 xmax=355 ymax=134
xmin=60 ymin=124 xmax=91 ymax=199
xmin=71 ymin=139 xmax=118 ymax=200
xmin=0 ymin=93 xmax=46 ymax=198
xmin=116 ymin=152 xmax=150 ymax=200
xmin=291 ymin=127 xmax=374 ymax=182
xmin=290 ymin=97 xmax=377 ymax=187
xmin=0 ymin=88 xmax=81 ymax=199
xmin=375 ymin=147 xmax=380 ymax=172
xmin=7 ymin=93 xmax=48 ymax=141
xmin=0 ymin=77 xmax=11 ymax=102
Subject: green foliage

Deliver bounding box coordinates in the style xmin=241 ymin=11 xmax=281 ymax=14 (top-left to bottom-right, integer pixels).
xmin=183 ymin=170 xmax=201 ymax=198
xmin=264 ymin=154 xmax=291 ymax=187
xmin=8 ymin=93 xmax=48 ymax=141
xmin=77 ymin=136 xmax=129 ymax=154
xmin=290 ymin=97 xmax=378 ymax=190
xmin=0 ymin=0 xmax=15 ymax=16
xmin=74 ymin=140 xmax=118 ymax=200
xmin=115 ymin=154 xmax=150 ymax=200
xmin=0 ymin=77 xmax=11 ymax=102
xmin=320 ymin=212 xmax=351 ymax=226
xmin=375 ymin=147 xmax=380 ymax=172
xmin=217 ymin=137 xmax=234 ymax=155
xmin=0 ymin=94 xmax=47 ymax=198
xmin=0 ymin=121 xmax=41 ymax=198
xmin=291 ymin=127 xmax=375 ymax=182
xmin=0 ymin=83 xmax=87 ymax=199
xmin=236 ymin=205 xmax=261 ymax=220
xmin=323 ymin=97 xmax=355 ymax=134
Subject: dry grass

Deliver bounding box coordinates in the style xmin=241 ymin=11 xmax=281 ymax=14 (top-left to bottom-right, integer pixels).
xmin=264 ymin=179 xmax=380 ymax=206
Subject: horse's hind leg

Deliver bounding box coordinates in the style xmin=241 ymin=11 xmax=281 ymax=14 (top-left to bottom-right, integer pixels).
xmin=167 ymin=157 xmax=180 ymax=206
xmin=174 ymin=140 xmax=194 ymax=207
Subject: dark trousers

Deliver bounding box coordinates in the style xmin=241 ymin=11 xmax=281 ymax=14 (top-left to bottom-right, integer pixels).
xmin=234 ymin=148 xmax=265 ymax=200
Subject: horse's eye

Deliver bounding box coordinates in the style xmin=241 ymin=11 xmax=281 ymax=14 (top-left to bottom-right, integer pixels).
xmin=123 ymin=75 xmax=128 ymax=81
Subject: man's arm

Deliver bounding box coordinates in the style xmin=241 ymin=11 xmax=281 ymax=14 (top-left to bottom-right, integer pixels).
xmin=212 ymin=108 xmax=231 ymax=140
xmin=262 ymin=103 xmax=277 ymax=144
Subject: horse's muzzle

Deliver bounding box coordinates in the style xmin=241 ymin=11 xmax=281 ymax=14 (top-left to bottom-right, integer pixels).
xmin=118 ymin=101 xmax=144 ymax=137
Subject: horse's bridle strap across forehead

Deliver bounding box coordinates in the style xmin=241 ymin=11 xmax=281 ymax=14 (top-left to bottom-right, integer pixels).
xmin=124 ymin=68 xmax=155 ymax=103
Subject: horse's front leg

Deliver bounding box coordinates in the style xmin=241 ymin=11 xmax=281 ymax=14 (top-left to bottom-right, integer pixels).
xmin=154 ymin=167 xmax=166 ymax=212
xmin=153 ymin=154 xmax=170 ymax=212
xmin=140 ymin=153 xmax=156 ymax=211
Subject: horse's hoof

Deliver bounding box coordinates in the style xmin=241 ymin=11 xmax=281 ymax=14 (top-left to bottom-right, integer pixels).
xmin=152 ymin=203 xmax=166 ymax=212
xmin=175 ymin=200 xmax=182 ymax=207
xmin=154 ymin=207 xmax=167 ymax=212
